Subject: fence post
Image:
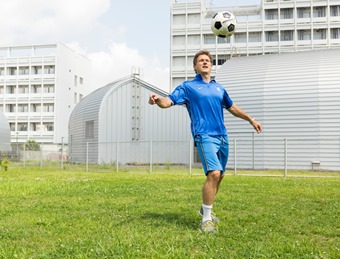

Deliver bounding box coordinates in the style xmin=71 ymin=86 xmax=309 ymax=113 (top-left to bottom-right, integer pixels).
xmin=60 ymin=137 xmax=64 ymax=170
xmin=189 ymin=139 xmax=193 ymax=175
xmin=149 ymin=140 xmax=153 ymax=174
xmin=86 ymin=142 xmax=89 ymax=172
xmin=234 ymin=138 xmax=237 ymax=176
xmin=252 ymin=132 xmax=255 ymax=170
xmin=284 ymin=138 xmax=288 ymax=177
xmin=40 ymin=143 xmax=43 ymax=168
xmin=116 ymin=141 xmax=119 ymax=173
xmin=23 ymin=143 xmax=26 ymax=167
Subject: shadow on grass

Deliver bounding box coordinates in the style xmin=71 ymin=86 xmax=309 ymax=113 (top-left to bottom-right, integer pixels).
xmin=141 ymin=212 xmax=198 ymax=230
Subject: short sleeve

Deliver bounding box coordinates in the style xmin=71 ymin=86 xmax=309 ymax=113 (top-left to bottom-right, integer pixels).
xmin=222 ymin=89 xmax=233 ymax=109
xmin=168 ymin=84 xmax=188 ymax=105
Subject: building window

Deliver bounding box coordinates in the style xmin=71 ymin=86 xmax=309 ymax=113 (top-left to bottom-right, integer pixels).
xmin=173 ymin=35 xmax=186 ymax=46
xmin=0 ymin=68 xmax=4 ymax=76
xmin=217 ymin=37 xmax=230 ymax=44
xmin=7 ymin=67 xmax=17 ymax=76
xmin=313 ymin=7 xmax=326 ymax=18
xmin=0 ymin=85 xmax=4 ymax=94
xmin=297 ymin=7 xmax=311 ymax=18
xmin=18 ymin=85 xmax=29 ymax=94
xmin=235 ymin=33 xmax=247 ymax=43
xmin=298 ymin=30 xmax=311 ymax=40
xmin=74 ymin=75 xmax=78 ymax=86
xmin=79 ymin=77 xmax=84 ymax=84
xmin=79 ymin=94 xmax=83 ymax=101
xmin=85 ymin=120 xmax=94 ymax=140
xmin=265 ymin=9 xmax=278 ymax=20
xmin=281 ymin=8 xmax=293 ymax=19
xmin=31 ymin=122 xmax=39 ymax=131
xmin=188 ymin=13 xmax=200 ymax=24
xmin=43 ymin=104 xmax=54 ymax=112
xmin=314 ymin=29 xmax=327 ymax=40
xmin=331 ymin=28 xmax=340 ymax=39
xmin=0 ymin=104 xmax=3 ymax=111
xmin=31 ymin=104 xmax=41 ymax=112
xmin=330 ymin=6 xmax=340 ymax=16
xmin=204 ymin=34 xmax=215 ymax=44
xmin=42 ymin=123 xmax=54 ymax=131
xmin=43 ymin=84 xmax=54 ymax=93
xmin=18 ymin=66 xmax=29 ymax=75
xmin=219 ymin=57 xmax=229 ymax=65
xmin=6 ymin=85 xmax=16 ymax=94
xmin=266 ymin=31 xmax=279 ymax=42
xmin=281 ymin=30 xmax=294 ymax=41
xmin=18 ymin=123 xmax=28 ymax=131
xmin=18 ymin=104 xmax=28 ymax=112
xmin=32 ymin=66 xmax=43 ymax=75
xmin=9 ymin=123 xmax=15 ymax=131
xmin=173 ymin=14 xmax=185 ymax=25
xmin=173 ymin=56 xmax=185 ymax=67
xmin=44 ymin=65 xmax=55 ymax=74
xmin=186 ymin=56 xmax=194 ymax=67
xmin=188 ymin=34 xmax=200 ymax=45
xmin=31 ymin=84 xmax=42 ymax=93
xmin=248 ymin=32 xmax=262 ymax=42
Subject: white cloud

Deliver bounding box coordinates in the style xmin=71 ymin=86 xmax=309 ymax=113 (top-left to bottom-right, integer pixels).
xmin=0 ymin=0 xmax=110 ymax=44
xmin=0 ymin=0 xmax=170 ymax=95
xmin=86 ymin=42 xmax=170 ymax=93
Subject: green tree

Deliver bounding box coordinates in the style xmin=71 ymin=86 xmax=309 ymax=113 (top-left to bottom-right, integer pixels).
xmin=22 ymin=140 xmax=41 ymax=151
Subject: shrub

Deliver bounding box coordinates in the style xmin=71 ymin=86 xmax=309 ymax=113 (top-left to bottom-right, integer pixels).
xmin=0 ymin=153 xmax=9 ymax=171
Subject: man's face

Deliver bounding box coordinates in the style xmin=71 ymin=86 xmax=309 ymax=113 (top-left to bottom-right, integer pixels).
xmin=193 ymin=54 xmax=212 ymax=75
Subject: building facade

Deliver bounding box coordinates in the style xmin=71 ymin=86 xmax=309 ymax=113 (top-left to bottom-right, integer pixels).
xmin=0 ymin=43 xmax=91 ymax=149
xmin=171 ymin=0 xmax=340 ymax=90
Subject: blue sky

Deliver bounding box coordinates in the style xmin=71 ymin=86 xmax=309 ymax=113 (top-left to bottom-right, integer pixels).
xmin=0 ymin=0 xmax=259 ymax=93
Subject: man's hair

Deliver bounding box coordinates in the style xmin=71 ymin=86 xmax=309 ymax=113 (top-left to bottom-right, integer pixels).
xmin=193 ymin=50 xmax=213 ymax=66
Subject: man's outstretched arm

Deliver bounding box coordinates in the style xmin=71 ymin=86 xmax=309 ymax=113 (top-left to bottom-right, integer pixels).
xmin=149 ymin=93 xmax=172 ymax=109
xmin=228 ymin=104 xmax=262 ymax=133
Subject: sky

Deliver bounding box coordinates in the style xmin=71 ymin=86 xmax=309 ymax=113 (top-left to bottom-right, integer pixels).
xmin=0 ymin=0 xmax=259 ymax=93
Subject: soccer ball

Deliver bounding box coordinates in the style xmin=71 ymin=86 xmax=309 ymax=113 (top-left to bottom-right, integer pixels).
xmin=211 ymin=11 xmax=237 ymax=38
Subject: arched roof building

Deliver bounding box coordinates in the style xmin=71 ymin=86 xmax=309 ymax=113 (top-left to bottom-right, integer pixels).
xmin=68 ymin=76 xmax=191 ymax=164
xmin=217 ymin=48 xmax=340 ymax=171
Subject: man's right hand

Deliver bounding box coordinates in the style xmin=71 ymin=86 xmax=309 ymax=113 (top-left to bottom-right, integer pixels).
xmin=149 ymin=93 xmax=159 ymax=105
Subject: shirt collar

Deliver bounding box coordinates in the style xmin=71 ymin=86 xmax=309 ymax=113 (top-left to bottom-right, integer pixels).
xmin=194 ymin=74 xmax=216 ymax=83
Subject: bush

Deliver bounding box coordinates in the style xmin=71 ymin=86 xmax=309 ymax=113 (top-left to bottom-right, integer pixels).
xmin=0 ymin=153 xmax=9 ymax=171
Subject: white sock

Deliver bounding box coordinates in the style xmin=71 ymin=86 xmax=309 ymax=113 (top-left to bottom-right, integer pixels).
xmin=202 ymin=203 xmax=213 ymax=223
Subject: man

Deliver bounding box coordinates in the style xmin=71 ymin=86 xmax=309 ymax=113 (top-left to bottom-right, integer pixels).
xmin=148 ymin=50 xmax=262 ymax=233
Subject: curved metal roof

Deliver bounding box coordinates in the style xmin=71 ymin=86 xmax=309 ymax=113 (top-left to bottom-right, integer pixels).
xmin=69 ymin=75 xmax=168 ymax=124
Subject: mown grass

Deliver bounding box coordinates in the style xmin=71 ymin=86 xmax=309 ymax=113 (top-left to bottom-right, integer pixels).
xmin=0 ymin=167 xmax=339 ymax=258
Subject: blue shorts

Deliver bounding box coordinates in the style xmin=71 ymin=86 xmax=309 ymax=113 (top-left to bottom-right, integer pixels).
xmin=194 ymin=135 xmax=229 ymax=175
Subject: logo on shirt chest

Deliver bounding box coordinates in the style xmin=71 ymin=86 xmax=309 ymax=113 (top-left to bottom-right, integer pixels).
xmin=197 ymin=85 xmax=221 ymax=91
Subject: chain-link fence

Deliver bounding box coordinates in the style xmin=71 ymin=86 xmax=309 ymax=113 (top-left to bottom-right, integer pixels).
xmin=1 ymin=137 xmax=340 ymax=177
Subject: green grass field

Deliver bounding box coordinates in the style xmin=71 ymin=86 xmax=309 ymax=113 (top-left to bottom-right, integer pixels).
xmin=0 ymin=167 xmax=339 ymax=258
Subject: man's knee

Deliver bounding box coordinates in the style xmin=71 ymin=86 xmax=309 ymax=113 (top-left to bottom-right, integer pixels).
xmin=207 ymin=170 xmax=221 ymax=181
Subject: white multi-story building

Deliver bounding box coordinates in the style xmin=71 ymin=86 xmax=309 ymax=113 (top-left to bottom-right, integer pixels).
xmin=170 ymin=0 xmax=340 ymax=90
xmin=0 ymin=43 xmax=91 ymax=149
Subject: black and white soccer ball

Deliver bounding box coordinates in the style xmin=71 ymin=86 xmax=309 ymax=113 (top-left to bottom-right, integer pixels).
xmin=211 ymin=11 xmax=237 ymax=38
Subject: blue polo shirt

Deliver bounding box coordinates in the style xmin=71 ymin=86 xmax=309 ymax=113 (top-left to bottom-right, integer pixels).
xmin=168 ymin=74 xmax=233 ymax=137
